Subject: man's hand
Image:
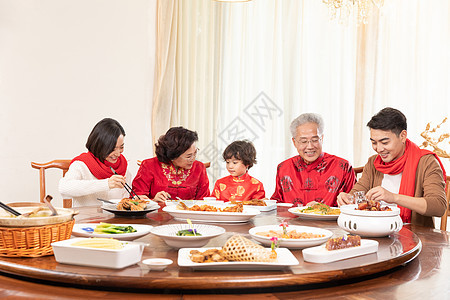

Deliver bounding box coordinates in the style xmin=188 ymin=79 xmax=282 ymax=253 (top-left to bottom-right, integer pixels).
xmin=337 ymin=192 xmax=353 ymax=206
xmin=366 ymin=187 xmax=397 ymax=204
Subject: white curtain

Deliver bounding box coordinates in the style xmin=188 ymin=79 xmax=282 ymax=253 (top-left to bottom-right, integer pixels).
xmin=153 ymin=0 xmax=450 ymax=195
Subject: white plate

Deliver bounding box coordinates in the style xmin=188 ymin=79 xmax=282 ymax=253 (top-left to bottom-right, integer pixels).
xmin=178 ymin=247 xmax=299 ymax=270
xmin=242 ymin=200 xmax=277 ymax=212
xmin=162 ymin=205 xmax=260 ymax=223
xmin=339 ymin=204 xmax=400 ymax=217
xmin=164 ymin=200 xmax=224 ymax=206
xmin=249 ymin=225 xmax=333 ymax=249
xmin=150 ymin=224 xmax=225 ymax=248
xmin=72 ymin=223 xmax=153 ymax=241
xmin=276 ymin=203 xmax=294 ymax=207
xmin=302 ymin=239 xmax=379 ymax=263
xmin=288 ymin=206 xmax=340 ymax=220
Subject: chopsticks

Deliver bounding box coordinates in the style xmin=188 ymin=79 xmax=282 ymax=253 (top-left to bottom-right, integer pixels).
xmin=109 ymin=167 xmax=141 ymax=200
xmin=0 ymin=201 xmax=21 ymax=216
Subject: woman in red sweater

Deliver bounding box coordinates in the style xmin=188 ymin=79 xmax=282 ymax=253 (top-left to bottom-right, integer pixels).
xmin=132 ymin=127 xmax=210 ymax=203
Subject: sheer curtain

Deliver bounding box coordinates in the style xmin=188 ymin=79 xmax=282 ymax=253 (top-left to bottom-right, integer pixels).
xmin=153 ymin=0 xmax=450 ymax=194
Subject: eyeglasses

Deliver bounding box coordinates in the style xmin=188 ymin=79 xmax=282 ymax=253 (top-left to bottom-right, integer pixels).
xmin=294 ymin=136 xmax=322 ymax=147
xmin=182 ymin=148 xmax=199 ymax=161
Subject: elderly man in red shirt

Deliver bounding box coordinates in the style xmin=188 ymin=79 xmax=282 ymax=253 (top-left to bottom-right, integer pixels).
xmin=271 ymin=113 xmax=356 ymax=207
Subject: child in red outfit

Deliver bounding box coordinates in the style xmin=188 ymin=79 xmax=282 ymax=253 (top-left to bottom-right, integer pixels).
xmin=212 ymin=140 xmax=265 ymax=201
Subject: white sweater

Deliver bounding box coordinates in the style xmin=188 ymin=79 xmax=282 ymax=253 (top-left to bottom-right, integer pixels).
xmin=58 ymin=161 xmax=133 ymax=207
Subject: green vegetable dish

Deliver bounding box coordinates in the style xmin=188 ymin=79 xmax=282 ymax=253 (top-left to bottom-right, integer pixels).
xmin=94 ymin=223 xmax=137 ymax=234
xmin=176 ymin=229 xmax=202 ymax=236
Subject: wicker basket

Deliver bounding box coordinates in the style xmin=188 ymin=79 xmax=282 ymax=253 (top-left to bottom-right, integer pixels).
xmin=0 ymin=219 xmax=75 ymax=257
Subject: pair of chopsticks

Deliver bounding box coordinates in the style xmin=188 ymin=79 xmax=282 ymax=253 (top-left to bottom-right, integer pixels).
xmin=109 ymin=167 xmax=141 ymax=200
xmin=0 ymin=201 xmax=21 ymax=216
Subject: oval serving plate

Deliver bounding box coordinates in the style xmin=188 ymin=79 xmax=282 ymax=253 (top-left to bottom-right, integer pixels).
xmin=249 ymin=225 xmax=333 ymax=249
xmin=162 ymin=205 xmax=260 ymax=223
xmin=288 ymin=206 xmax=340 ymax=220
xmin=72 ymin=223 xmax=153 ymax=241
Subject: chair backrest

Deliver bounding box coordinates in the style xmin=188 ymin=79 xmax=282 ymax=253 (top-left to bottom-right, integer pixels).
xmin=354 ymin=166 xmax=364 ymax=178
xmin=440 ymin=176 xmax=450 ymax=231
xmin=137 ymin=160 xmax=210 ymax=168
xmin=31 ymin=160 xmax=72 ymax=208
xmin=354 ymin=166 xmax=449 ymax=231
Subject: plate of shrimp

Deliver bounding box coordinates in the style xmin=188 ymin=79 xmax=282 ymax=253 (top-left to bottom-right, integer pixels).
xmin=101 ymin=198 xmax=160 ymax=217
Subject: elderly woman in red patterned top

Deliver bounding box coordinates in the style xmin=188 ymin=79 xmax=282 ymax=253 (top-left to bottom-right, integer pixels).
xmin=271 ymin=113 xmax=356 ymax=207
xmin=132 ymin=127 xmax=210 ymax=203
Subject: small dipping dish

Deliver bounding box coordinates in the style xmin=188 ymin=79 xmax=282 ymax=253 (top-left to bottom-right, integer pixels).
xmin=142 ymin=258 xmax=173 ymax=271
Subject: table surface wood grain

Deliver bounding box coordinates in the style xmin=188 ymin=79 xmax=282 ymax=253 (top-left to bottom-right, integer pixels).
xmin=0 ymin=205 xmax=448 ymax=299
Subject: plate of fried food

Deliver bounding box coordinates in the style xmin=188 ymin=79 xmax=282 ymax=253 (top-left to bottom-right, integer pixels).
xmin=162 ymin=201 xmax=260 ymax=223
xmin=288 ymin=202 xmax=340 ymax=220
xmin=178 ymin=235 xmax=299 ymax=270
xmin=102 ymin=198 xmax=160 ymax=217
xmin=72 ymin=223 xmax=153 ymax=241
xmin=249 ymin=225 xmax=333 ymax=249
xmin=230 ymin=199 xmax=277 ymax=212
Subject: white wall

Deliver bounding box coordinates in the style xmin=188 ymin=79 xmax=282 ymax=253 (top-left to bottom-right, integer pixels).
xmin=0 ymin=0 xmax=157 ymax=206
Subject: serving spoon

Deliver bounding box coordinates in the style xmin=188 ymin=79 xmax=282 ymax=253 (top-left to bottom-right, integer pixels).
xmin=43 ymin=195 xmax=58 ymax=216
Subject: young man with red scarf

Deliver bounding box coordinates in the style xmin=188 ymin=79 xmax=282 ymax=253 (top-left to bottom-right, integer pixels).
xmin=271 ymin=113 xmax=356 ymax=207
xmin=337 ymin=108 xmax=447 ymax=227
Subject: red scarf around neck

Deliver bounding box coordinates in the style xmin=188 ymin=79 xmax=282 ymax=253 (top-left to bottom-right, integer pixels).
xmin=71 ymin=152 xmax=128 ymax=179
xmin=374 ymin=139 xmax=446 ymax=223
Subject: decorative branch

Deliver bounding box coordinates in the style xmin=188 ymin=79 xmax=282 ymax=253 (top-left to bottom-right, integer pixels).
xmin=420 ymin=118 xmax=450 ymax=159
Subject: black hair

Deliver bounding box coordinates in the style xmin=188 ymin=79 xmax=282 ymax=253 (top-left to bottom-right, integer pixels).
xmin=367 ymin=107 xmax=407 ymax=136
xmin=155 ymin=127 xmax=198 ymax=164
xmin=222 ymin=140 xmax=257 ymax=169
xmin=86 ymin=118 xmax=125 ymax=161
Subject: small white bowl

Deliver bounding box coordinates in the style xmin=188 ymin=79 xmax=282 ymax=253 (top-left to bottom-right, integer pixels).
xmin=150 ymin=224 xmax=225 ymax=248
xmin=142 ymin=258 xmax=172 ymax=271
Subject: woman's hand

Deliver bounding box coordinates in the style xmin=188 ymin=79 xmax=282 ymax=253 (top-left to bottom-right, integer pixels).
xmin=108 ymin=175 xmax=126 ymax=189
xmin=337 ymin=192 xmax=353 ymax=206
xmin=153 ymin=191 xmax=172 ymax=204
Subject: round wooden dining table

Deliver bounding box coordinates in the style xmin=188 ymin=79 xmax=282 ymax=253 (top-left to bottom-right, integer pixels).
xmin=0 ymin=204 xmax=448 ymax=299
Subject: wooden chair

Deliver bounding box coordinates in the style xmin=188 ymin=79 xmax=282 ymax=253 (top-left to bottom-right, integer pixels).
xmin=353 ymin=166 xmax=450 ymax=231
xmin=31 ymin=160 xmax=73 ymax=208
xmin=354 ymin=166 xmax=364 ymax=178
xmin=440 ymin=176 xmax=450 ymax=231
xmin=137 ymin=160 xmax=210 ymax=168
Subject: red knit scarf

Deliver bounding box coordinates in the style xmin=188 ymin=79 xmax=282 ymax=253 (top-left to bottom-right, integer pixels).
xmin=71 ymin=152 xmax=128 ymax=179
xmin=374 ymin=139 xmax=446 ymax=223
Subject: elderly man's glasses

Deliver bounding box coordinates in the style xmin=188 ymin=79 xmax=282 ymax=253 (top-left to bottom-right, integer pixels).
xmin=295 ymin=136 xmax=322 ymax=146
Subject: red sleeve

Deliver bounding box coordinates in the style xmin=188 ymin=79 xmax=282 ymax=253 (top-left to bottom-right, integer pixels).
xmin=132 ymin=160 xmax=153 ymax=197
xmin=212 ymin=181 xmax=221 ymax=199
xmin=270 ymin=167 xmax=284 ymax=202
xmin=339 ymin=162 xmax=357 ymax=194
xmin=195 ymin=164 xmax=210 ymax=199
xmin=253 ymin=182 xmax=266 ymax=199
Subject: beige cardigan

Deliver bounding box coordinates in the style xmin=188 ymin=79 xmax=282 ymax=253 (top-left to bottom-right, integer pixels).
xmin=351 ymin=154 xmax=447 ymax=227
